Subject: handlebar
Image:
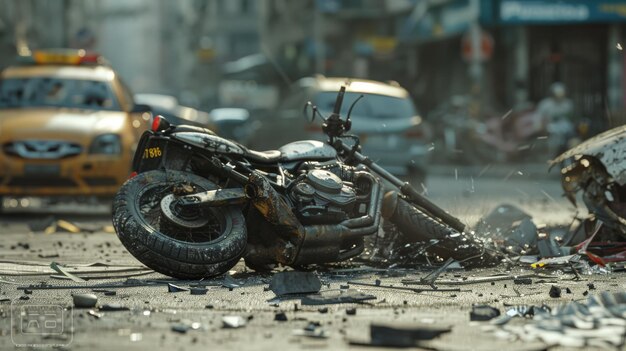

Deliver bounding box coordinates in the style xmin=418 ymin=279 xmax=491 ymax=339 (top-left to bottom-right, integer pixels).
xmin=333 ymin=86 xmax=346 ymax=115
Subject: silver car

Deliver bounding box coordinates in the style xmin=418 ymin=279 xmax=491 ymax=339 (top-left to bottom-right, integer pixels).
xmin=249 ymin=76 xmax=431 ymax=179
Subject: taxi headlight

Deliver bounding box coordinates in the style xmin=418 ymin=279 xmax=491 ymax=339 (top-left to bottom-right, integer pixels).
xmin=89 ymin=134 xmax=122 ymax=155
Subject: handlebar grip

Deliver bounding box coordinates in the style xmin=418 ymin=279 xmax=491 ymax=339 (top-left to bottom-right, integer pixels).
xmin=333 ymin=86 xmax=346 ymax=115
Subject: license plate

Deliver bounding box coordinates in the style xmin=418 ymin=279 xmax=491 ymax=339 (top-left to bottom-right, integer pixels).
xmin=24 ymin=164 xmax=60 ymax=176
xmin=142 ymin=146 xmax=163 ymax=159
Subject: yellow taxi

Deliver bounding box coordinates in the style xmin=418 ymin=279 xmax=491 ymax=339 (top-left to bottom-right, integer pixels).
xmin=0 ymin=49 xmax=150 ymax=201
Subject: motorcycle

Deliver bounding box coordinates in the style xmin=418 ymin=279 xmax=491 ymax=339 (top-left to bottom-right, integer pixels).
xmin=430 ymin=96 xmax=579 ymax=164
xmin=112 ymin=85 xmax=497 ymax=279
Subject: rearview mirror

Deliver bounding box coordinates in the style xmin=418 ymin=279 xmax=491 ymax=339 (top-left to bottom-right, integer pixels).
xmin=303 ymin=101 xmax=317 ymax=123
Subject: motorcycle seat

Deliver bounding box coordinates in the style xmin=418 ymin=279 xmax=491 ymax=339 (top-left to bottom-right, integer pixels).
xmin=244 ymin=149 xmax=282 ymax=163
xmin=174 ymin=124 xmax=217 ymax=135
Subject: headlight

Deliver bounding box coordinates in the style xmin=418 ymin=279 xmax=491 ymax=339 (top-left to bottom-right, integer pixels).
xmin=89 ymin=134 xmax=122 ymax=155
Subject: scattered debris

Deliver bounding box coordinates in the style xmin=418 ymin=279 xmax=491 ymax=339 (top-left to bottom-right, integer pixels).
xmin=351 ymin=323 xmax=451 ymax=347
xmin=171 ymin=324 xmax=191 ymax=334
xmin=42 ymin=219 xmax=82 ymax=234
xmin=531 ymin=254 xmax=580 ymax=268
xmin=50 ymin=261 xmax=86 ymax=282
xmin=348 ymin=280 xmax=461 ymax=293
xmin=301 ymin=289 xmax=377 ymax=305
xmin=16 ymin=279 xmax=165 ymax=291
xmin=549 ymin=285 xmax=562 ymax=298
xmin=346 ymin=307 xmax=357 ymax=315
xmin=0 ymin=260 xmax=152 ymax=277
xmin=293 ymin=322 xmax=328 ymax=339
xmin=99 ymin=303 xmax=129 ymax=311
xmin=37 ymin=253 xmax=60 ymax=259
xmin=490 ymin=304 xmax=551 ymax=325
xmin=92 ymin=289 xmax=116 ymax=295
xmin=87 ymin=310 xmax=102 ymax=319
xmin=29 ymin=217 xmax=114 ymax=234
xmin=470 ymin=305 xmax=501 ymax=321
xmin=167 ymin=283 xmax=188 ymax=293
xmin=222 ymin=274 xmax=242 ymax=289
xmin=475 ymin=204 xmax=537 ymax=252
xmin=489 ymin=292 xmax=626 ymax=348
xmin=190 ymin=287 xmax=208 ymax=295
xmin=274 ymin=312 xmax=288 ymax=321
xmin=402 ymin=273 xmax=551 ymax=286
xmin=420 ymin=258 xmax=458 ymax=287
xmin=269 ymin=271 xmax=321 ymax=296
xmin=72 ymin=293 xmax=98 ymax=308
xmin=513 ymin=278 xmax=532 ymax=285
xmin=222 ymin=315 xmax=246 ymax=328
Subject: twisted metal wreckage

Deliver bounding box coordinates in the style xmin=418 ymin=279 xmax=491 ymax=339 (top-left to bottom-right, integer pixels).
xmin=470 ymin=125 xmax=626 ymax=268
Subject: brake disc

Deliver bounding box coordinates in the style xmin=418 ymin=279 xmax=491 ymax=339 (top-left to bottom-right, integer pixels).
xmin=160 ymin=194 xmax=210 ymax=228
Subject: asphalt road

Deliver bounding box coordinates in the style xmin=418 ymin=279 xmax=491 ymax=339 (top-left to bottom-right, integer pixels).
xmin=0 ymin=170 xmax=616 ymax=351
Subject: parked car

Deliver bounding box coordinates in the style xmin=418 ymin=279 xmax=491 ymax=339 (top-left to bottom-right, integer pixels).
xmin=0 ymin=49 xmax=150 ymax=206
xmin=248 ymin=76 xmax=431 ymax=179
xmin=208 ymin=107 xmax=254 ymax=144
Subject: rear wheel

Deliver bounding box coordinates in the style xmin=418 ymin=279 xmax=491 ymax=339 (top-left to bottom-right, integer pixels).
xmin=112 ymin=170 xmax=247 ymax=279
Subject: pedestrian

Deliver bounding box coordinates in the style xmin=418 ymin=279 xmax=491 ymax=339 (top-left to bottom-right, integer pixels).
xmin=537 ymin=82 xmax=575 ymax=155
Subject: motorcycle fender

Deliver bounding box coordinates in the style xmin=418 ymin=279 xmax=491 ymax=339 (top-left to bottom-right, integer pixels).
xmin=132 ymin=132 xmax=196 ymax=173
xmin=132 ymin=131 xmax=167 ymax=173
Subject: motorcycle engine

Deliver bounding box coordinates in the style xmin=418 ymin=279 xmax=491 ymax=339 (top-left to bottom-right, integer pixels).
xmin=289 ymin=169 xmax=357 ymax=224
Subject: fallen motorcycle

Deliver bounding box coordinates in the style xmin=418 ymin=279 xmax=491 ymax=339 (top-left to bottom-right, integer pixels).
xmin=112 ymin=85 xmax=497 ymax=278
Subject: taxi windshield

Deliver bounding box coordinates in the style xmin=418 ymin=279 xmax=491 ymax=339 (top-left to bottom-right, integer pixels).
xmin=0 ymin=77 xmax=120 ymax=111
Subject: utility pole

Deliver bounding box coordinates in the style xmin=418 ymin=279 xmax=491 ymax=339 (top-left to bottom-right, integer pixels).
xmin=468 ymin=0 xmax=483 ymax=119
xmin=314 ymin=2 xmax=325 ymax=74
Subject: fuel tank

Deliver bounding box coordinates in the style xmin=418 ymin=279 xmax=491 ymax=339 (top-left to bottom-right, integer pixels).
xmin=279 ymin=140 xmax=337 ymax=161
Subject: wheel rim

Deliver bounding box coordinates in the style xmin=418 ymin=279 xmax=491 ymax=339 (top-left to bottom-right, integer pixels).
xmin=136 ymin=180 xmax=227 ymax=244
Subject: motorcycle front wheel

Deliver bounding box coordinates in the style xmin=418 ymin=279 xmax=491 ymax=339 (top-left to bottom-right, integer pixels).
xmin=389 ymin=198 xmax=500 ymax=267
xmin=112 ymin=170 xmax=247 ymax=279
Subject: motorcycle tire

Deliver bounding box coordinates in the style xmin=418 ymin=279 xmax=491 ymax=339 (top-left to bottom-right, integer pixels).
xmin=112 ymin=170 xmax=247 ymax=279
xmin=389 ymin=198 xmax=499 ymax=267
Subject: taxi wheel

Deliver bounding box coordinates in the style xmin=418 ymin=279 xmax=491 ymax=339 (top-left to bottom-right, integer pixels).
xmin=112 ymin=170 xmax=247 ymax=279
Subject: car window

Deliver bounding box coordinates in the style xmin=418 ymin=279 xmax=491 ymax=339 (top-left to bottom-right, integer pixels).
xmin=0 ymin=77 xmax=121 ymax=111
xmin=314 ymin=92 xmax=417 ymax=120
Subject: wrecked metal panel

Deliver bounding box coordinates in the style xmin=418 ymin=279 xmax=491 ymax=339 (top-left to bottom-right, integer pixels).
xmin=551 ymin=125 xmax=626 ymax=185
